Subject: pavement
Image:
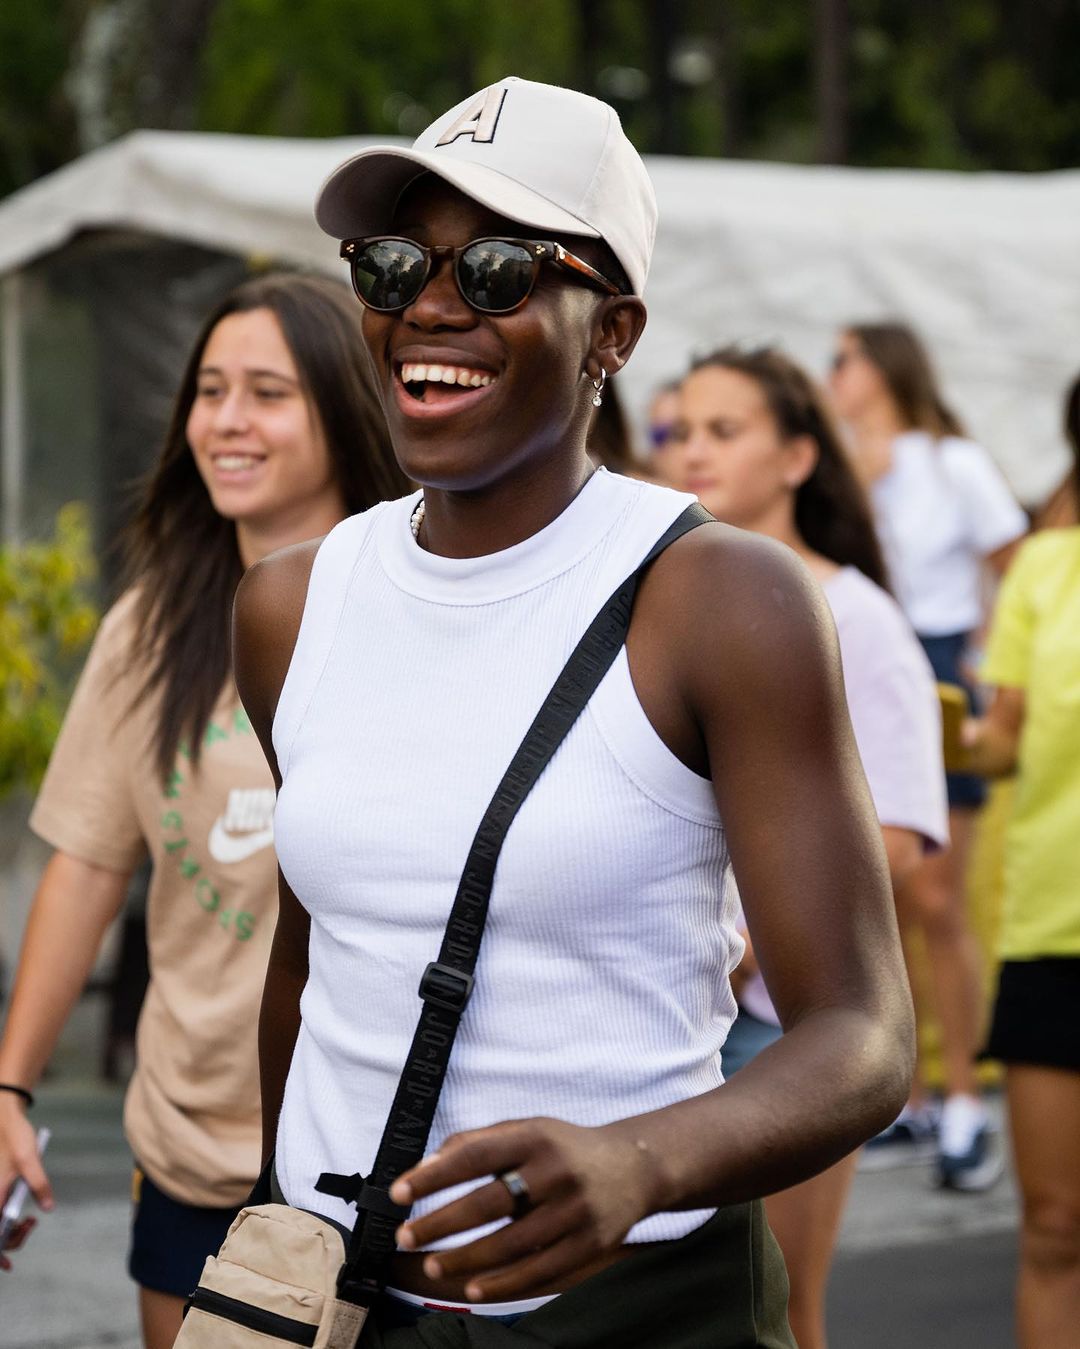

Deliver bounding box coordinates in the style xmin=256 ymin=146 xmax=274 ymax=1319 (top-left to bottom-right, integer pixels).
xmin=1 ymin=997 xmax=1020 ymax=1348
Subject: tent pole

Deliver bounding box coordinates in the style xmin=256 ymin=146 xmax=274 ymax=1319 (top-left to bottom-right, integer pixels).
xmin=1 ymin=271 xmax=27 ymax=546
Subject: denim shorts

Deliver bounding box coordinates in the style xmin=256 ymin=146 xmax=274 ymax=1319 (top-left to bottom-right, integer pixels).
xmin=918 ymin=631 xmax=987 ymax=809
xmin=722 ymin=1009 xmax=783 ymax=1078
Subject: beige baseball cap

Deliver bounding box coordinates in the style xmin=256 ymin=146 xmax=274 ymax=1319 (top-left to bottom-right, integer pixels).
xmin=315 ymin=76 xmax=658 ymax=296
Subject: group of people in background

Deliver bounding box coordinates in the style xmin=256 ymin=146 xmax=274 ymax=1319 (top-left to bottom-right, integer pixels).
xmin=649 ymin=324 xmax=1078 ymax=1349
xmin=0 ymin=77 xmax=1076 ymax=1349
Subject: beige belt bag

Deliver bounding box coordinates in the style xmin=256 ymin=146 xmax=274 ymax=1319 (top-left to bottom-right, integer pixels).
xmin=175 ymin=1204 xmax=367 ymax=1348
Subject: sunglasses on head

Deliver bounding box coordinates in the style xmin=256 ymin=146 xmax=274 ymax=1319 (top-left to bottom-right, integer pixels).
xmin=340 ymin=235 xmax=622 ymax=315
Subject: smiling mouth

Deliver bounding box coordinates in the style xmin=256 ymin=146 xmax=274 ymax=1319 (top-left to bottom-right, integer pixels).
xmin=397 ymin=361 xmax=497 ymax=405
xmin=212 ymin=453 xmax=265 ymax=471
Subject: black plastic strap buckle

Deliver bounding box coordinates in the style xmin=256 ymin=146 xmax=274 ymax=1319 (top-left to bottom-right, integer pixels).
xmin=315 ymin=1171 xmax=408 ymax=1222
xmin=335 ymin=1269 xmax=381 ymax=1309
xmin=418 ymin=961 xmax=474 ymax=1014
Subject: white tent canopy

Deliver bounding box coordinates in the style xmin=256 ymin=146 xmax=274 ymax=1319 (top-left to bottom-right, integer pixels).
xmin=2 ymin=129 xmax=1078 ymax=511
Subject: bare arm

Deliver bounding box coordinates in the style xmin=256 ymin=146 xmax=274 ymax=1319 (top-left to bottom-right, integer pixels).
xmin=985 ymin=537 xmax=1023 ymax=578
xmin=629 ymin=530 xmax=912 ymax=1204
xmin=961 ymin=685 xmax=1025 ymax=778
xmin=733 ymin=823 xmax=922 ymax=994
xmin=232 ymin=539 xmax=319 ymax=1163
xmin=256 ymin=875 xmax=310 ymax=1162
xmin=0 ymin=852 xmax=131 ymax=1209
xmin=881 ymin=825 xmax=924 ymax=888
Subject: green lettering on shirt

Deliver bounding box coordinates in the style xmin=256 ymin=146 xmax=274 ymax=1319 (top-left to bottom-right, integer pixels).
xmin=164 ymin=769 xmax=183 ymax=800
xmin=204 ymin=722 xmax=227 ymax=747
xmin=234 ymin=708 xmax=252 ymax=736
xmin=195 ymin=878 xmax=220 ymax=913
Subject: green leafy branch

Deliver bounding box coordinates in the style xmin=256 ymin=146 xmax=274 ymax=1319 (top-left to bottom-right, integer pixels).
xmin=0 ymin=503 xmax=99 ymax=799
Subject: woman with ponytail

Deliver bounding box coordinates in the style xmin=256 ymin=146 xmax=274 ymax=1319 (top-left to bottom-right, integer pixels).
xmin=668 ymin=344 xmax=948 ymax=1349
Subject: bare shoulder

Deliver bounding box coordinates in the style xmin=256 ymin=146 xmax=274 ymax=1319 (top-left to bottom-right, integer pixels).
xmin=638 ymin=521 xmax=840 ymax=693
xmin=233 ymin=537 xmax=324 ymax=761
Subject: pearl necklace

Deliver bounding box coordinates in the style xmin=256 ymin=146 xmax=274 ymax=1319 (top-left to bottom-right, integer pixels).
xmin=410 ymin=499 xmax=425 ymax=540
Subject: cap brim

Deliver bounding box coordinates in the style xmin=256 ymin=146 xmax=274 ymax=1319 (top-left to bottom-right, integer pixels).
xmin=315 ymin=147 xmax=600 ymax=243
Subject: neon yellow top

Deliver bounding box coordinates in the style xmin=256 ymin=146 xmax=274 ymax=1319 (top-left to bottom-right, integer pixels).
xmin=983 ymin=527 xmax=1080 ymax=959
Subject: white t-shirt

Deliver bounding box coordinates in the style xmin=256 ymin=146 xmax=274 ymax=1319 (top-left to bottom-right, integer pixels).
xmin=870 ymin=431 xmax=1027 ymax=636
xmin=738 ymin=566 xmax=949 ymax=1027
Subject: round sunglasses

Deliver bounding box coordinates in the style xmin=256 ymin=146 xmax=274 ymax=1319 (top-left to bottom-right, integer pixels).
xmin=339 ymin=235 xmax=621 ymax=315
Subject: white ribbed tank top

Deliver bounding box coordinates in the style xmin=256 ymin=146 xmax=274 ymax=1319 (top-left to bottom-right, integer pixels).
xmin=272 ymin=468 xmax=742 ymax=1247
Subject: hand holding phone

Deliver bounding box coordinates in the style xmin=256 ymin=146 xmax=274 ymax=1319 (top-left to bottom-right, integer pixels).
xmin=0 ymin=1127 xmax=50 ymax=1268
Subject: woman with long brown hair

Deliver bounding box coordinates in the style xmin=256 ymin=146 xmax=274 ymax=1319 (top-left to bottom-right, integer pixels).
xmin=666 ymin=344 xmax=948 ymax=1349
xmin=0 ymin=272 xmax=407 ymax=1346
xmin=829 ymin=321 xmax=1027 ymax=1191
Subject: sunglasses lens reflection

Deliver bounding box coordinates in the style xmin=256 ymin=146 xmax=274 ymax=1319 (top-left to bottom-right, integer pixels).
xmin=458 ymin=241 xmax=537 ymax=313
xmin=354 ymin=240 xmax=428 ymax=311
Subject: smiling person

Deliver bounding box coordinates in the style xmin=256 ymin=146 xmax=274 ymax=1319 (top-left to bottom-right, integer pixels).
xmin=234 ymin=78 xmax=913 ymax=1346
xmin=0 ymin=273 xmax=407 ymax=1347
xmin=667 ymin=346 xmax=948 ymax=1349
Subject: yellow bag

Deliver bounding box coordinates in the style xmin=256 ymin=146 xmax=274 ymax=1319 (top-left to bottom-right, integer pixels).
xmin=176 ymin=1204 xmax=367 ymax=1348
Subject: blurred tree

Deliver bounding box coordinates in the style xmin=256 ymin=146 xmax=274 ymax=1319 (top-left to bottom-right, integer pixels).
xmin=1 ymin=0 xmax=1080 ymax=199
xmin=0 ymin=1 xmax=81 ymax=197
xmin=67 ymin=0 xmax=223 ymax=151
xmin=0 ymin=503 xmax=98 ymax=799
xmin=815 ymin=0 xmax=850 ymax=162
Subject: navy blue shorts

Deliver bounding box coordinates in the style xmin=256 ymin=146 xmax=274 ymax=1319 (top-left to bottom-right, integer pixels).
xmin=918 ymin=631 xmax=987 ymax=810
xmin=128 ymin=1165 xmax=242 ymax=1298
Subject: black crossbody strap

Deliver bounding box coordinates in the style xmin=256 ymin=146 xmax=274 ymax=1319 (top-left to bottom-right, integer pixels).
xmin=325 ymin=502 xmax=713 ymax=1305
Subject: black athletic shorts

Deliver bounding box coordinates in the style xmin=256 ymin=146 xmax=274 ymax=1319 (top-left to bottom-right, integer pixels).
xmin=983 ymin=957 xmax=1080 ymax=1071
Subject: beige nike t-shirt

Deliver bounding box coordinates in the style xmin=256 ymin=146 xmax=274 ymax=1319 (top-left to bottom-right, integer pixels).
xmin=31 ymin=592 xmax=276 ymax=1207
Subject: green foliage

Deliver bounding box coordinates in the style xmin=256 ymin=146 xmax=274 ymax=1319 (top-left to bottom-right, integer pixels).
xmin=199 ymin=0 xmax=583 ymax=141
xmin=0 ymin=0 xmax=81 ymax=198
xmin=0 ymin=503 xmax=99 ymax=799
xmin=2 ymin=0 xmax=1080 ymax=195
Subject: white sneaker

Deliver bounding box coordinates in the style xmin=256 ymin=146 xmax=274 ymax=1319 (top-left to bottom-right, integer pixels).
xmin=936 ymin=1094 xmax=1004 ymax=1192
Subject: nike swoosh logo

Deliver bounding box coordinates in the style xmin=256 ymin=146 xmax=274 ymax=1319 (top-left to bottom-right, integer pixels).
xmin=207 ymin=818 xmax=275 ymax=864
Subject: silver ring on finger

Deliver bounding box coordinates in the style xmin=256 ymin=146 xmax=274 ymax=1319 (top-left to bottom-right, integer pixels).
xmin=496 ymin=1169 xmax=532 ymax=1220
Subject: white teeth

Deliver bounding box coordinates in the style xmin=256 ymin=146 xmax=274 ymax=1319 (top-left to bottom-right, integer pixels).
xmin=400 ymin=362 xmax=496 ymax=389
xmin=215 ymin=454 xmax=260 ymax=470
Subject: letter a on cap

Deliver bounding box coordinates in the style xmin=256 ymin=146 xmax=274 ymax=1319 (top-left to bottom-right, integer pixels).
xmin=435 ymin=87 xmax=508 ymax=146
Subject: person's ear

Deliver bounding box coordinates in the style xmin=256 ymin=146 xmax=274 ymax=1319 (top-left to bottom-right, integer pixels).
xmin=584 ymin=296 xmax=647 ymax=385
xmin=784 ymin=434 xmax=820 ymax=489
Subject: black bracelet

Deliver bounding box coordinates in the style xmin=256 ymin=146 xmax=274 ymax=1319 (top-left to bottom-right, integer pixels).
xmin=0 ymin=1083 xmax=34 ymax=1109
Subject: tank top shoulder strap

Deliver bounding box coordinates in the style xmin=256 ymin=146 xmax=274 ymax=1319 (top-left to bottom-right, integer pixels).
xmin=272 ymin=497 xmax=405 ymax=774
xmin=579 ymin=475 xmax=701 ymax=611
